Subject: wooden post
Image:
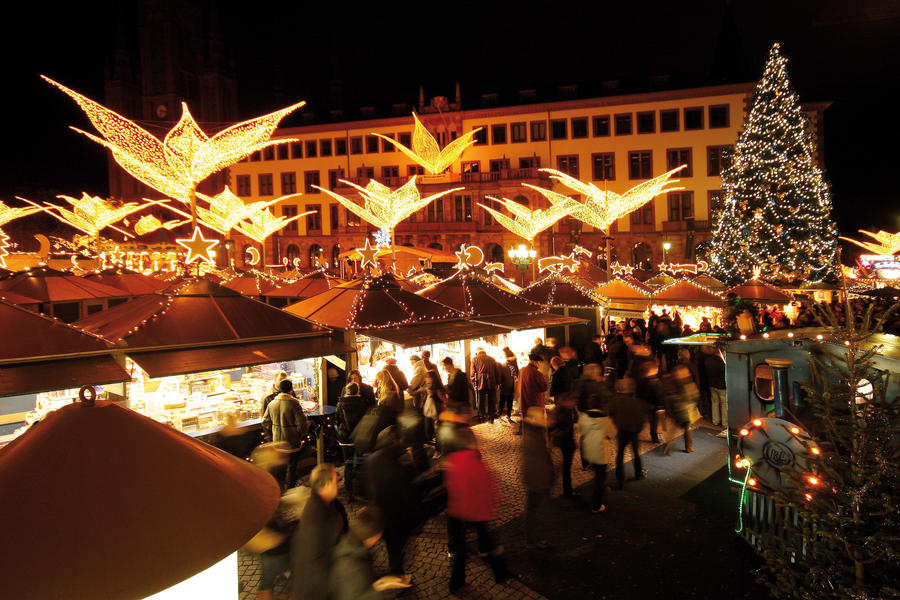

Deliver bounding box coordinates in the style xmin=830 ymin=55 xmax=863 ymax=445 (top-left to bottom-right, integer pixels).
xmin=317 ymin=356 xmax=327 ymax=464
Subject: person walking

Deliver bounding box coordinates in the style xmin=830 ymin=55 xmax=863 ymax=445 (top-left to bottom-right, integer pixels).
xmin=422 ymin=370 xmax=446 ymax=442
xmin=635 ymin=360 xmax=665 ymax=444
xmin=262 ymin=379 xmax=309 ymax=489
xmin=292 ymin=464 xmax=347 ymax=600
xmin=471 ymin=348 xmax=499 ymax=423
xmin=549 ymin=356 xmax=575 ymax=403
xmin=608 ymin=378 xmax=647 ymax=489
xmin=664 ymin=365 xmax=699 ymax=454
xmin=329 ymin=507 xmax=411 ymax=600
xmin=578 ymin=394 xmax=613 ymax=513
xmin=517 ymin=350 xmax=548 ymax=435
xmin=443 ymin=427 xmax=508 ymax=593
xmin=550 ymin=392 xmax=578 ymax=498
xmin=522 ymin=407 xmax=554 ymax=549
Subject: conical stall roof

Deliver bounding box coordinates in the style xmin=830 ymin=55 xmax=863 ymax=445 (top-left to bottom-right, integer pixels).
xmin=83 ymin=268 xmax=170 ymax=295
xmin=0 ymin=300 xmax=129 ymax=396
xmin=266 ymin=269 xmax=343 ymax=300
xmin=644 ymin=272 xmax=677 ymax=287
xmin=726 ymin=279 xmax=795 ymax=303
xmin=0 ymin=398 xmax=279 ymax=599
xmin=417 ymin=268 xmax=543 ymax=317
xmin=74 ymin=278 xmax=349 ymax=377
xmin=650 ymin=278 xmax=725 ymax=307
xmin=519 ymin=272 xmax=602 ymax=308
xmin=221 ymin=270 xmax=279 ymax=296
xmin=692 ymin=273 xmax=727 ymax=290
xmin=285 ymin=273 xmax=461 ymax=330
xmin=0 ymin=265 xmax=129 ymax=302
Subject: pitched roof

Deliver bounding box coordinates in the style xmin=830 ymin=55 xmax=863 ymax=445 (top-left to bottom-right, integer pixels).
xmin=650 ymin=278 xmax=724 ymax=306
xmin=417 ymin=269 xmax=541 ymax=317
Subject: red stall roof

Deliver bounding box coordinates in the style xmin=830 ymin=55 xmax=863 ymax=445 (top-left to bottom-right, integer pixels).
xmin=265 ymin=269 xmax=342 ymax=300
xmin=84 ymin=268 xmax=169 ymax=296
xmin=726 ymin=280 xmax=795 ymax=304
xmin=519 ymin=272 xmax=602 ymax=308
xmin=650 ymin=278 xmax=725 ymax=307
xmin=0 ymin=265 xmax=128 ymax=302
xmin=221 ymin=270 xmax=279 ymax=296
xmin=417 ymin=269 xmax=541 ymax=317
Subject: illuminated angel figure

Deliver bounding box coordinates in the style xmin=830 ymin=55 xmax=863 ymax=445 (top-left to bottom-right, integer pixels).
xmin=233 ymin=205 xmax=312 ymax=244
xmin=374 ymin=113 xmax=481 ymax=175
xmin=839 ymin=230 xmax=900 ymax=256
xmin=43 ymin=76 xmax=304 ymax=221
xmin=480 ymin=188 xmax=579 ymax=243
xmin=0 ymin=200 xmax=42 ymax=227
xmin=315 ymin=176 xmax=462 ymax=231
xmin=18 ymin=192 xmax=165 ymax=239
xmin=542 ymin=166 xmax=686 ymax=232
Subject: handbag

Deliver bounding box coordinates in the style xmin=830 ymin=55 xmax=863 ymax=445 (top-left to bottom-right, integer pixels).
xmin=687 ymin=403 xmax=702 ymax=424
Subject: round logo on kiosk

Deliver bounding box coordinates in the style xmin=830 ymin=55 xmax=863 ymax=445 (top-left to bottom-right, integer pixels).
xmin=763 ymin=440 xmax=794 ymax=468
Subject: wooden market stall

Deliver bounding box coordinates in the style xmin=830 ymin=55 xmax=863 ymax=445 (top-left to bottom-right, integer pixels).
xmin=0 ymin=265 xmax=130 ymax=322
xmin=649 ymin=278 xmax=726 ymax=330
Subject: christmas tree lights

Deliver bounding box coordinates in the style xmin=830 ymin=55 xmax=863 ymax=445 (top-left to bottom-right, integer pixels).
xmin=708 ymin=44 xmax=837 ymax=283
xmin=374 ymin=113 xmax=481 ymax=175
xmin=543 ymin=166 xmax=685 ymax=232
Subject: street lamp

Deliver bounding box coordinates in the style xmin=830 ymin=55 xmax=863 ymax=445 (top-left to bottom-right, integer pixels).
xmin=508 ymin=244 xmax=537 ymax=285
xmin=663 ymin=240 xmax=672 ymax=264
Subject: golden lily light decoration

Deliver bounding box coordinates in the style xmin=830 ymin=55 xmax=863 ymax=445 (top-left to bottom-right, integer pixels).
xmin=18 ymin=192 xmax=166 ymax=240
xmin=43 ymin=76 xmax=304 ymax=225
xmin=0 ymin=201 xmax=42 ymax=268
xmin=480 ymin=189 xmax=579 ymax=243
xmin=542 ymin=166 xmax=686 ymax=232
xmin=133 ymin=214 xmax=188 ymax=237
xmin=375 ymin=113 xmax=481 ymax=175
xmin=839 ymin=230 xmax=900 ymax=257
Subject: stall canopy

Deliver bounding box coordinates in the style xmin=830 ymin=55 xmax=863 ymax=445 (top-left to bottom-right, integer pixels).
xmin=265 ymin=269 xmax=343 ymax=301
xmin=650 ymin=278 xmax=725 ymax=307
xmin=0 ymin=289 xmax=41 ymax=308
xmin=74 ymin=278 xmax=351 ymax=377
xmin=0 ymin=265 xmax=128 ymax=302
xmin=692 ymin=273 xmax=727 ymax=291
xmin=726 ymin=280 xmax=795 ymax=304
xmin=417 ymin=268 xmax=541 ymax=317
xmin=519 ymin=272 xmax=603 ymax=308
xmin=221 ymin=270 xmax=279 ymax=297
xmin=595 ymin=277 xmax=652 ymax=315
xmin=0 ymin=300 xmax=129 ymax=396
xmin=644 ymin=272 xmax=677 ymax=288
xmin=83 ymin=268 xmax=169 ymax=295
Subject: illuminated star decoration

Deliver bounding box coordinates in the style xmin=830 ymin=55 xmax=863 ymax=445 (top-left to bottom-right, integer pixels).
xmin=538 ymin=253 xmax=579 ymax=274
xmin=176 ymin=227 xmax=220 ymax=265
xmin=317 ymin=176 xmax=461 ymax=231
xmin=542 ymin=166 xmax=685 ymax=232
xmin=839 ymin=230 xmax=900 ymax=256
xmin=658 ymin=262 xmax=709 ymax=276
xmin=572 ymin=245 xmax=593 ymax=258
xmin=374 ymin=113 xmax=482 ymax=175
xmin=18 ymin=192 xmax=165 ymax=239
xmin=43 ymin=76 xmax=304 ymax=211
xmin=484 ymin=262 xmax=504 ymax=274
xmin=357 ymin=238 xmax=379 ymax=270
xmin=454 ymin=245 xmax=485 ymax=270
xmin=610 ymin=262 xmax=635 ymax=277
xmin=480 ymin=190 xmax=579 ymax=243
xmin=373 ymin=228 xmax=392 ymax=248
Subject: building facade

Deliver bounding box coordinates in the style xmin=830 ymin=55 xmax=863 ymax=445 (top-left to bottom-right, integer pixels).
xmin=228 ymin=83 xmax=827 ymax=282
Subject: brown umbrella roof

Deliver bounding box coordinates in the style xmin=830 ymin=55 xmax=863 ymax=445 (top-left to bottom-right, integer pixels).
xmin=285 ymin=273 xmax=460 ymax=330
xmin=726 ymin=280 xmax=795 ymax=303
xmin=0 ymin=299 xmax=113 ymax=361
xmin=519 ymin=272 xmax=602 ymax=308
xmin=417 ymin=268 xmax=541 ymax=317
xmin=83 ymin=268 xmax=169 ymax=295
xmin=75 ymin=277 xmax=329 ymax=348
xmin=0 ymin=265 xmax=129 ymax=302
xmin=0 ymin=289 xmax=41 ymax=306
xmin=221 ymin=270 xmax=279 ymax=296
xmin=266 ymin=269 xmax=342 ymax=300
xmin=650 ymin=278 xmax=724 ymax=307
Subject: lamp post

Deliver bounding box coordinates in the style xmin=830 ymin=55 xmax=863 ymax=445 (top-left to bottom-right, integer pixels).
xmin=508 ymin=244 xmax=537 ymax=286
xmin=663 ymin=240 xmax=672 ymax=265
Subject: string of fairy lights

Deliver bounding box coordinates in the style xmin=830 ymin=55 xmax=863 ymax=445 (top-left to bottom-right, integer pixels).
xmin=709 ymin=43 xmax=837 ymax=284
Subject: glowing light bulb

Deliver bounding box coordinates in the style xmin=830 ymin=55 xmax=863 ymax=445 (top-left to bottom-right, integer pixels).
xmin=739 ymin=428 xmax=750 ymax=436
xmin=804 ymin=493 xmax=813 ymax=501
xmin=787 ymin=332 xmax=794 ymax=338
xmin=748 ymin=478 xmax=757 ymax=487
xmin=808 ymin=476 xmax=819 ymax=485
xmin=740 ymin=334 xmax=747 ymax=340
xmin=811 ymin=447 xmax=820 ymax=455
xmin=763 ymin=333 xmax=769 ymax=338
xmin=790 ymin=426 xmax=801 ymax=435
xmin=816 ymin=334 xmax=823 ymax=340
xmin=752 ymin=419 xmax=762 ymax=427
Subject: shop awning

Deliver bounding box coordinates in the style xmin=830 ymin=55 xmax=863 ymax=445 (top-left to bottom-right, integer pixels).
xmin=472 ymin=312 xmax=588 ymax=330
xmin=359 ymin=320 xmax=510 ymax=348
xmin=0 ymin=355 xmax=129 ymax=397
xmin=127 ymin=336 xmax=355 ymax=378
xmin=726 ymin=280 xmax=795 ymax=303
xmin=649 ymin=279 xmax=724 ymax=307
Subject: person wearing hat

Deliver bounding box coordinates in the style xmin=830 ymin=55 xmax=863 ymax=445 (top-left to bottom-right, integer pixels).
xmin=516 ymin=350 xmax=548 ymax=435
xmin=382 ymin=357 xmax=409 ymax=397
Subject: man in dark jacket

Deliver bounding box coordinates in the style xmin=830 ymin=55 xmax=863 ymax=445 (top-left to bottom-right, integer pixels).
xmin=608 ymin=378 xmax=648 ymax=489
xmin=442 ymin=357 xmax=471 ymax=411
xmin=329 ymin=507 xmax=410 ymax=600
xmin=703 ymin=346 xmax=727 ymax=426
xmin=342 ymin=370 xmax=375 ymax=408
xmin=292 ymin=464 xmax=348 ymax=600
xmin=470 ymin=348 xmax=498 ymax=423
xmin=336 ymin=383 xmax=367 ymax=443
xmin=518 ymin=351 xmax=548 ymax=435
xmin=635 ymin=359 xmax=665 ymax=444
xmin=263 ymin=379 xmax=309 ymax=488
xmin=522 ymin=407 xmax=554 ymax=548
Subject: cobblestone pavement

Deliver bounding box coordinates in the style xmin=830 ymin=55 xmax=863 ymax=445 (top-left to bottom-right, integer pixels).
xmin=239 ymin=415 xmax=677 ymax=599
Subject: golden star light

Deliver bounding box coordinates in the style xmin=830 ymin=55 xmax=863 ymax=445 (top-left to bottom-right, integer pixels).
xmin=542 ymin=166 xmax=685 ymax=232
xmin=454 ymin=245 xmax=485 ymax=269
xmin=43 ymin=76 xmax=304 ymax=209
xmin=316 ymin=176 xmax=461 ymax=231
xmin=374 ymin=113 xmax=482 ymax=175
xmin=18 ymin=192 xmax=165 ymax=239
xmin=610 ymin=262 xmax=635 ymax=277
xmin=839 ymin=230 xmax=900 ymax=257
xmin=480 ymin=190 xmax=578 ymax=243
xmin=176 ymin=227 xmax=220 ymax=265
xmin=538 ymin=253 xmax=578 ymax=274
xmin=356 ymin=238 xmax=379 ymax=270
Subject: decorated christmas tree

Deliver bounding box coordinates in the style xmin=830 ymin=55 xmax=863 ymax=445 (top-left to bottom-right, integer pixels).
xmin=710 ymin=43 xmax=837 ymax=283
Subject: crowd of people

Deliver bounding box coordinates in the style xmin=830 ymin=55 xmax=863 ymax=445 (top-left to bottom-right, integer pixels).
xmin=248 ymin=319 xmax=727 ymax=598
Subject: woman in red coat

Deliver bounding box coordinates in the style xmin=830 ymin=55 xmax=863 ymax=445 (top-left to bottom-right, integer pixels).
xmin=443 ymin=428 xmax=508 ymax=594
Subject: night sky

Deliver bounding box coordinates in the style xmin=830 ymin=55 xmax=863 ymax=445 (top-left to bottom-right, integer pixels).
xmin=3 ymin=0 xmax=899 ymax=252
